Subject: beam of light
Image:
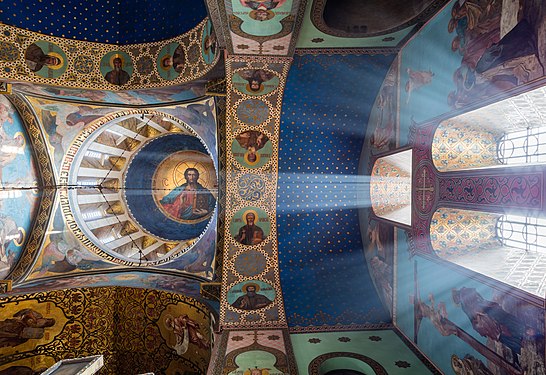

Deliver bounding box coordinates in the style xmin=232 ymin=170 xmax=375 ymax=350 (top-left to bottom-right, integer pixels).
xmin=276 ymin=173 xmax=373 ymax=213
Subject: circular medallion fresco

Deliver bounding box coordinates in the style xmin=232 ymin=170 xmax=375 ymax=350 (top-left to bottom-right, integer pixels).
xmin=227 ymin=280 xmax=275 ymax=311
xmin=25 ymin=41 xmax=67 ymax=78
xmin=231 ymin=130 xmax=272 ymax=169
xmin=230 ymin=206 xmax=270 ymax=246
xmin=201 ymin=19 xmax=217 ymax=65
xmin=153 ymin=150 xmax=216 ymax=224
xmin=125 ymin=133 xmax=217 ymax=241
xmin=157 ymin=42 xmax=185 ymax=80
xmin=100 ymin=51 xmax=133 ymax=86
xmin=232 ymin=69 xmax=279 ymax=96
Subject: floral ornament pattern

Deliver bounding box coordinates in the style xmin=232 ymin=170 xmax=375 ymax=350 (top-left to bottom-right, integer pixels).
xmin=238 ymin=174 xmax=266 ymax=201
xmin=395 ymin=360 xmax=411 ymax=368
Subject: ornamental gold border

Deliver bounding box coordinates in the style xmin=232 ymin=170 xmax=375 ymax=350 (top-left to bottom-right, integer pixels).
xmin=220 ymin=56 xmax=291 ymax=328
xmin=0 ymin=19 xmax=220 ymax=91
xmin=5 ymin=94 xmax=56 ymax=283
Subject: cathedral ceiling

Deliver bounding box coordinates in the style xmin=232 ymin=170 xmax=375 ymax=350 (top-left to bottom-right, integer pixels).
xmin=0 ymin=92 xmax=219 ymax=308
xmin=0 ymin=0 xmax=403 ymax=335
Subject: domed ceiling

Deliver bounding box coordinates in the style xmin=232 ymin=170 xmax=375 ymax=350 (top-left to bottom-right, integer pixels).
xmin=61 ymin=111 xmax=217 ymax=266
xmin=2 ymin=0 xmax=208 ymax=44
xmin=0 ymin=91 xmax=219 ymax=300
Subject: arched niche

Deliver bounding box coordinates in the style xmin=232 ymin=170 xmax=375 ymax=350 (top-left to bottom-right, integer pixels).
xmin=432 ymin=85 xmax=546 ymax=172
xmin=309 ymin=352 xmax=387 ymax=375
xmin=370 ymin=149 xmax=412 ymax=226
xmin=430 ymin=207 xmax=546 ymax=297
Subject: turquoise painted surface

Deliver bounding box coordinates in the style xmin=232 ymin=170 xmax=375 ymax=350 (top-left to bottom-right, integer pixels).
xmin=0 ymin=96 xmax=40 ymax=279
xmin=399 ymin=2 xmax=458 ymax=145
xmin=396 ymin=228 xmax=545 ymax=374
xmin=396 ymin=228 xmax=486 ymax=374
xmin=290 ymin=330 xmax=434 ymax=374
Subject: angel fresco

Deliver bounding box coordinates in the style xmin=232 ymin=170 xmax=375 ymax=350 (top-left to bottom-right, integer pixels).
xmin=236 ymin=69 xmax=276 ymax=94
xmin=370 ymin=65 xmax=396 ymax=151
xmin=405 ymin=68 xmax=434 ymax=104
xmin=452 ymin=287 xmax=544 ymax=370
xmin=36 ymin=101 xmax=114 ymax=165
xmin=34 ymin=228 xmax=112 ymax=276
xmin=165 ymin=314 xmax=210 ymax=355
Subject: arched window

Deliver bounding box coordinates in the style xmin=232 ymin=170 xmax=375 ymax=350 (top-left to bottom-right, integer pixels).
xmin=370 ymin=149 xmax=412 ymax=226
xmin=496 ymin=214 xmax=546 ymax=253
xmin=432 ymin=86 xmax=546 ymax=171
xmin=430 ymin=208 xmax=546 ymax=296
xmin=497 ymin=127 xmax=546 ymax=164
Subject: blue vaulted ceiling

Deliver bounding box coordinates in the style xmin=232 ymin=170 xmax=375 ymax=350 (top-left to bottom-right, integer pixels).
xmin=278 ymin=54 xmax=395 ymax=327
xmin=2 ymin=0 xmax=207 ymax=44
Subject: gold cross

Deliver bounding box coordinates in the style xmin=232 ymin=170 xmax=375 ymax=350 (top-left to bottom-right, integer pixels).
xmin=416 ymin=169 xmax=434 ymax=209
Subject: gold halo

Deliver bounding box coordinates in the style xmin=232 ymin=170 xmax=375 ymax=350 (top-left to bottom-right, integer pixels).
xmin=160 ymin=54 xmax=173 ymax=71
xmin=14 ymin=227 xmax=26 ymax=247
xmin=109 ymin=53 xmax=125 ymax=69
xmin=249 ymin=9 xmax=275 ymax=21
xmin=244 ymin=150 xmax=260 ymax=165
xmin=47 ymin=52 xmax=64 ymax=70
xmin=242 ymin=209 xmax=259 ymax=224
xmin=245 ymin=83 xmax=264 ymax=94
xmin=241 ymin=282 xmax=260 ymax=293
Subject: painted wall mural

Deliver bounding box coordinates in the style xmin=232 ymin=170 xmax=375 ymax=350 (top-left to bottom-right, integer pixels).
xmin=3 ymin=95 xmax=220 ymax=284
xmin=13 ymin=272 xmax=206 ymax=303
xmin=12 ymin=81 xmax=208 ymax=105
xmin=0 ymin=96 xmax=40 ymax=280
xmin=366 ymin=56 xmax=399 ymax=153
xmin=365 ymin=221 xmax=394 ymax=316
xmin=0 ymin=287 xmax=214 ymax=375
xmin=397 ymin=228 xmax=546 ymax=375
xmin=0 ymin=19 xmax=219 ymax=91
xmin=399 ymin=0 xmax=546 ymax=145
xmin=224 ymin=0 xmax=302 ymax=55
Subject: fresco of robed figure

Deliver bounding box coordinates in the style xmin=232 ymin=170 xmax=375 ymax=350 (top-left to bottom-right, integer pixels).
xmin=159 ymin=167 xmax=215 ymax=221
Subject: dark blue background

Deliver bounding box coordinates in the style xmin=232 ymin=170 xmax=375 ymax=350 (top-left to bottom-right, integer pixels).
xmin=3 ymin=0 xmax=207 ymax=44
xmin=278 ymin=54 xmax=395 ymax=326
